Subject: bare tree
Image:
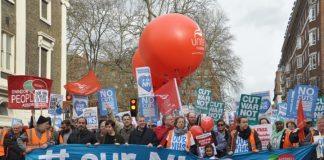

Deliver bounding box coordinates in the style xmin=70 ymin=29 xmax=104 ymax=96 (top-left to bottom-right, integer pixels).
xmin=66 ymin=0 xmax=241 ymax=111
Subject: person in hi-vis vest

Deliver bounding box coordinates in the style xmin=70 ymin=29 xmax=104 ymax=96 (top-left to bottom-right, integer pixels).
xmin=0 ymin=127 xmax=9 ymax=159
xmin=17 ymin=116 xmax=55 ymax=153
xmin=158 ymin=116 xmax=196 ymax=152
xmin=227 ymin=116 xmax=262 ymax=155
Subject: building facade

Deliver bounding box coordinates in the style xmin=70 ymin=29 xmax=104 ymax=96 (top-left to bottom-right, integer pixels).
xmin=274 ymin=0 xmax=324 ymax=102
xmin=0 ymin=0 xmax=69 ymax=126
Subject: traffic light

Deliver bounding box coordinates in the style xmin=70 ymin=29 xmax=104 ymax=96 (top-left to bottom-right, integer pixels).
xmin=66 ymin=92 xmax=72 ymax=101
xmin=130 ymin=98 xmax=137 ymax=117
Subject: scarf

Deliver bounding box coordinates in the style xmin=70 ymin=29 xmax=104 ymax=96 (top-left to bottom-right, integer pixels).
xmin=271 ymin=128 xmax=285 ymax=149
xmin=174 ymin=127 xmax=188 ymax=136
xmin=237 ymin=126 xmax=251 ymax=140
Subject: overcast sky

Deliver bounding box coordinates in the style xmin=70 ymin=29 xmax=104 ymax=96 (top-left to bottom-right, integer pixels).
xmin=217 ymin=0 xmax=295 ymax=99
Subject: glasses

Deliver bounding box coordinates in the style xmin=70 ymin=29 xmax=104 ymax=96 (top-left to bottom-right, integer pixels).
xmin=217 ymin=124 xmax=224 ymax=127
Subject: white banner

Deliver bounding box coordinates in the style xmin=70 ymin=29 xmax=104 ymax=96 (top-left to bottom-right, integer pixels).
xmin=251 ymin=124 xmax=272 ymax=150
xmin=82 ymin=107 xmax=98 ymax=130
xmin=136 ymin=67 xmax=154 ymax=97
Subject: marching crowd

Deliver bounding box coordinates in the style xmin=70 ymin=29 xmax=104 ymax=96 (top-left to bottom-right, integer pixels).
xmin=0 ymin=108 xmax=323 ymax=160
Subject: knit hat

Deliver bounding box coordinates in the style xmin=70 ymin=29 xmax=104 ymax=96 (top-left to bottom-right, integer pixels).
xmin=37 ymin=115 xmax=49 ymax=125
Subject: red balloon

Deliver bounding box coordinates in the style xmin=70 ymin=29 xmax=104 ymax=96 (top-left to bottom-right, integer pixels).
xmin=190 ymin=125 xmax=203 ymax=138
xmin=139 ymin=13 xmax=205 ymax=79
xmin=201 ymin=116 xmax=214 ymax=132
xmin=132 ymin=50 xmax=168 ymax=90
xmin=131 ymin=49 xmax=145 ymax=79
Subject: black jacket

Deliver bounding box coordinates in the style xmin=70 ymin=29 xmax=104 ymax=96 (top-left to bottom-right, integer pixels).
xmin=4 ymin=130 xmax=25 ymax=160
xmin=128 ymin=126 xmax=158 ymax=146
xmin=103 ymin=134 xmax=125 ymax=144
xmin=67 ymin=129 xmax=97 ymax=144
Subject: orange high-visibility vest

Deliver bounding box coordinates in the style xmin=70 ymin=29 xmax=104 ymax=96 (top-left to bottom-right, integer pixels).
xmin=59 ymin=134 xmax=64 ymax=144
xmin=282 ymin=129 xmax=293 ymax=148
xmin=309 ymin=129 xmax=316 ymax=143
xmin=166 ymin=130 xmax=192 ymax=150
xmin=230 ymin=129 xmax=257 ymax=152
xmin=26 ymin=128 xmax=51 ymax=149
xmin=0 ymin=128 xmax=8 ymax=156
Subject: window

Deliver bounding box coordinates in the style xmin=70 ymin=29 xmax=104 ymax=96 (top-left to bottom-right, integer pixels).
xmin=309 ymin=4 xmax=316 ymax=21
xmin=296 ymin=55 xmax=303 ymax=68
xmin=286 ymin=78 xmax=291 ymax=88
xmin=1 ymin=33 xmax=15 ymax=73
xmin=296 ymin=36 xmax=302 ymax=49
xmin=309 ymin=52 xmax=317 ymax=70
xmin=0 ymin=101 xmax=8 ymax=116
xmin=296 ymin=74 xmax=302 ymax=84
xmin=40 ymin=0 xmax=51 ymax=25
xmin=310 ymin=77 xmax=317 ymax=86
xmin=285 ymin=64 xmax=290 ymax=73
xmin=309 ymin=28 xmax=317 ymax=46
xmin=40 ymin=48 xmax=48 ymax=78
xmin=38 ymin=32 xmax=55 ymax=79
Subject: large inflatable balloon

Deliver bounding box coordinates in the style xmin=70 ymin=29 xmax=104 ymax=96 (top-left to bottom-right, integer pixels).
xmin=190 ymin=125 xmax=203 ymax=138
xmin=131 ymin=49 xmax=145 ymax=78
xmin=139 ymin=13 xmax=205 ymax=79
xmin=132 ymin=50 xmax=168 ymax=90
xmin=201 ymin=116 xmax=214 ymax=132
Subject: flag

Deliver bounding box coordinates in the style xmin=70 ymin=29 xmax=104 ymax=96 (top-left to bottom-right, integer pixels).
xmin=232 ymin=114 xmax=237 ymax=131
xmin=297 ymin=97 xmax=306 ymax=142
xmin=64 ymin=70 xmax=101 ymax=96
xmin=155 ymin=78 xmax=181 ymax=115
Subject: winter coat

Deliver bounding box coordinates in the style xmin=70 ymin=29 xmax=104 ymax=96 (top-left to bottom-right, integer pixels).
xmin=67 ymin=129 xmax=97 ymax=144
xmin=128 ymin=126 xmax=158 ymax=146
xmin=4 ymin=130 xmax=25 ymax=160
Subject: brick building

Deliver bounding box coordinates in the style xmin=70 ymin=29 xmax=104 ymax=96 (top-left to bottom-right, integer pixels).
xmin=0 ymin=0 xmax=69 ymax=126
xmin=274 ymin=0 xmax=324 ymax=102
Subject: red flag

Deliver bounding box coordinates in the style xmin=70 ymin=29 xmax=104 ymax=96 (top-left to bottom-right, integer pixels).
xmin=232 ymin=114 xmax=237 ymax=131
xmin=155 ymin=78 xmax=182 ymax=115
xmin=64 ymin=70 xmax=101 ymax=96
xmin=297 ymin=97 xmax=306 ymax=142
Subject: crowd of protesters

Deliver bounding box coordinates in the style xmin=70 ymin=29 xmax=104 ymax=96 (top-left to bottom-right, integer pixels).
xmin=0 ymin=108 xmax=323 ymax=160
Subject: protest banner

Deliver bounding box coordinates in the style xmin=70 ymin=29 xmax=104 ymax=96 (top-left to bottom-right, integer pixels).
xmin=155 ymin=79 xmax=181 ymax=115
xmin=97 ymin=88 xmax=118 ymax=116
xmin=313 ymin=97 xmax=324 ymax=120
xmin=291 ymin=85 xmax=318 ymax=118
xmin=8 ymin=75 xmax=52 ymax=109
xmin=208 ymin=101 xmax=225 ymax=124
xmin=250 ymin=124 xmax=272 ymax=150
xmin=49 ymin=94 xmax=63 ymax=115
xmin=11 ymin=118 xmax=23 ymax=126
xmin=222 ymin=144 xmax=316 ymax=160
xmin=136 ymin=67 xmax=154 ymax=97
xmin=72 ymin=95 xmax=88 ymax=119
xmin=195 ymin=88 xmax=212 ymax=114
xmin=277 ymin=102 xmax=287 ymax=117
xmin=195 ymin=132 xmax=216 ymax=158
xmin=138 ymin=96 xmax=160 ymax=123
xmin=34 ymin=89 xmax=49 ymax=110
xmin=286 ymin=89 xmax=295 ymax=118
xmin=251 ymin=91 xmax=272 ymax=118
xmin=26 ymin=144 xmax=316 ymax=160
xmin=26 ymin=144 xmax=198 ymax=160
xmin=82 ymin=107 xmax=98 ymax=129
xmin=314 ymin=135 xmax=324 ymax=158
xmin=237 ymin=94 xmax=261 ymax=125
